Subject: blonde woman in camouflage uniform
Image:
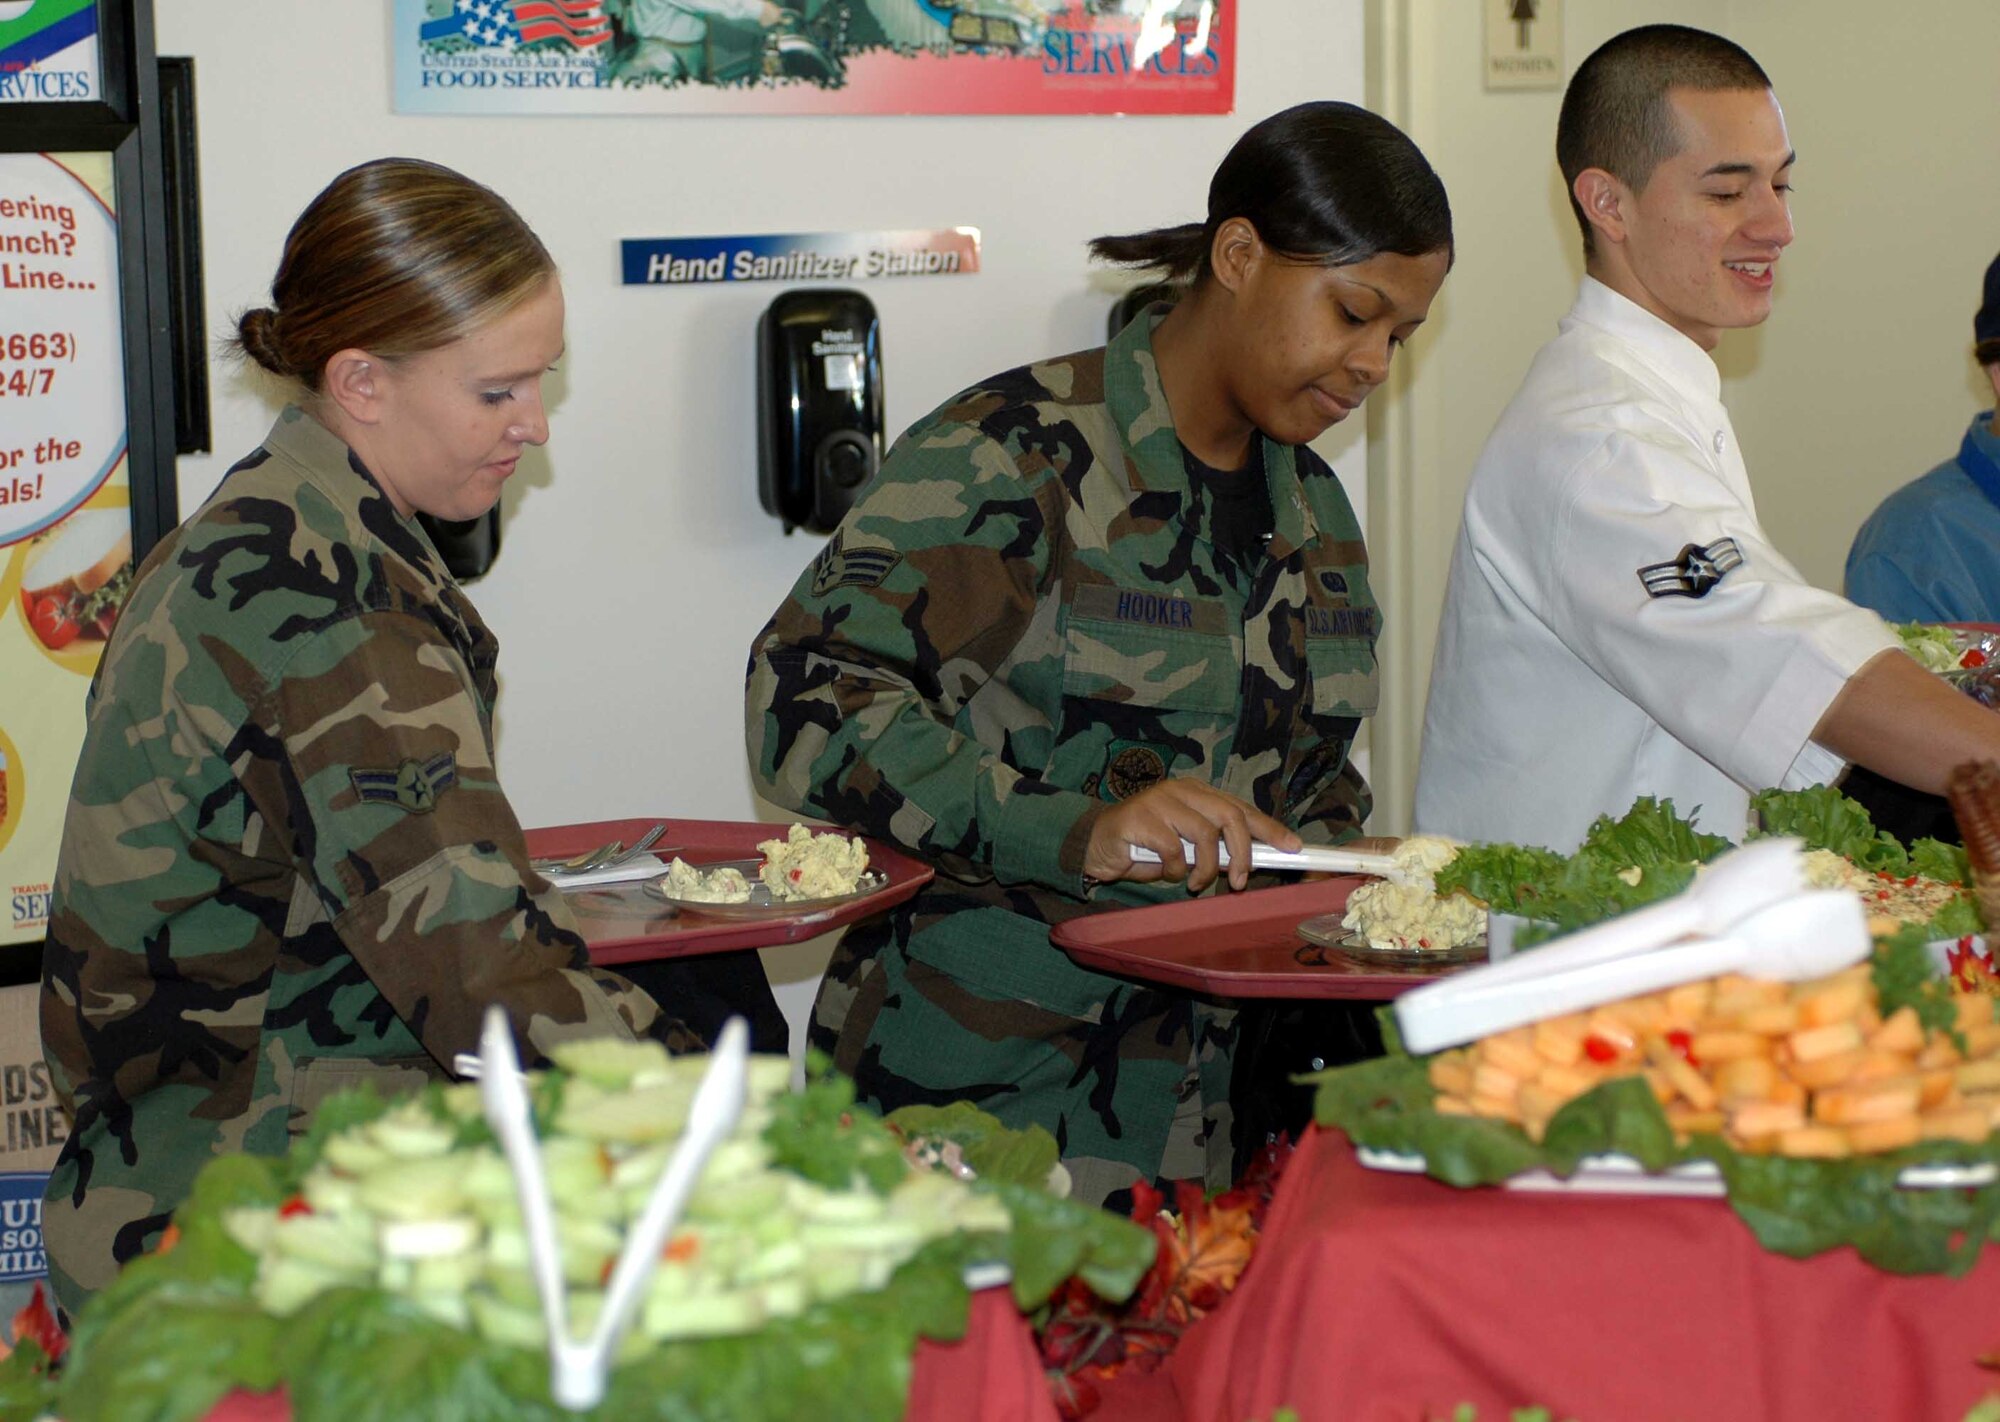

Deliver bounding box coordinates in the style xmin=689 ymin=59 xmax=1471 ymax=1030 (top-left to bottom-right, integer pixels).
xmin=40 ymin=159 xmax=700 ymax=1316
xmin=747 ymin=103 xmax=1452 ymax=1206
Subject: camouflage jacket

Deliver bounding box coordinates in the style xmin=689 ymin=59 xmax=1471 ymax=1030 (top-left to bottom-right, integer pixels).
xmin=746 ymin=310 xmax=1377 ymax=1200
xmin=41 ymin=407 xmax=687 ymax=1314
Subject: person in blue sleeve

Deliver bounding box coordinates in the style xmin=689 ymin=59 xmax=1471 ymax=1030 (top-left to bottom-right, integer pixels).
xmin=1845 ymin=253 xmax=2000 ymax=625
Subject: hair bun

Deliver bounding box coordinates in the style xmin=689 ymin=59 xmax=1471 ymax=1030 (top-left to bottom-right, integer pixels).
xmin=236 ymin=307 xmax=290 ymax=377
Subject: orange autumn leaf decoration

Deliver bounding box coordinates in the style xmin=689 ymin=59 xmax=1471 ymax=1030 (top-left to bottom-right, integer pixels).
xmin=1039 ymin=1137 xmax=1294 ymax=1419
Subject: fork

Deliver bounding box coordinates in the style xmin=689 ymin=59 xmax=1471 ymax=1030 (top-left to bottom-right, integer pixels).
xmin=534 ymin=838 xmax=624 ymax=875
xmin=596 ymin=822 xmax=668 ymax=870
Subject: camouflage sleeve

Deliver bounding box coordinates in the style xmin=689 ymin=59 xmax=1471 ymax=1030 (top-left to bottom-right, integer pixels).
xmin=746 ymin=424 xmax=1105 ymax=895
xmin=1295 ymin=757 xmax=1372 ymax=846
xmin=272 ymin=609 xmax=696 ymax=1063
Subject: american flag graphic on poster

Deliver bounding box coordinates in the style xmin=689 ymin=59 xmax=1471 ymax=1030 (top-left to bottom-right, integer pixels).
xmin=418 ymin=0 xmax=611 ymax=51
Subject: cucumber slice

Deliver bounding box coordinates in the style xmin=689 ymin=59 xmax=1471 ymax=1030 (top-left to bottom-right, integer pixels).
xmin=257 ymin=1255 xmax=358 ymax=1315
xmin=557 ymin=1080 xmax=695 ymax=1143
xmin=641 ymin=1287 xmax=765 ymax=1341
xmin=548 ymin=1037 xmax=672 ymax=1090
xmin=319 ymin=1131 xmax=392 ymax=1175
xmin=222 ymin=1206 xmax=278 ymax=1257
xmin=368 ymin=1104 xmax=456 ymax=1159
xmin=357 ymin=1156 xmax=466 ymax=1221
xmin=380 ymin=1217 xmax=481 ymax=1260
xmin=272 ymin=1212 xmax=377 ymax=1271
xmin=468 ymin=1291 xmax=546 ymax=1349
xmin=407 ymin=1291 xmax=472 ymax=1331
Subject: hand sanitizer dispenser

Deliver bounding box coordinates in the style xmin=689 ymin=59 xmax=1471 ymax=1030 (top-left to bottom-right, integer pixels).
xmin=757 ymin=289 xmax=884 ymax=535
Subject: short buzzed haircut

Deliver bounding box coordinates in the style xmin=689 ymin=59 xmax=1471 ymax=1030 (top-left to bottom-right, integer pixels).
xmin=1557 ymin=25 xmax=1771 ymax=255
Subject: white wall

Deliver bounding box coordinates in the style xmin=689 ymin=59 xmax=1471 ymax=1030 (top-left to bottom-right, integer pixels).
xmin=1368 ymin=0 xmax=2000 ymax=832
xmin=153 ymin=0 xmax=1369 ymax=1043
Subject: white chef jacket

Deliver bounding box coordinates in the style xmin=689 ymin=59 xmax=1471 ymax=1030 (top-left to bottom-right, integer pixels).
xmin=1415 ymin=277 xmax=1899 ymax=852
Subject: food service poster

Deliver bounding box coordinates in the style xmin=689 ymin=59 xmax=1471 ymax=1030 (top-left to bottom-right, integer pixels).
xmin=393 ymin=0 xmax=1233 ymax=116
xmin=0 ymin=152 xmax=131 ymax=947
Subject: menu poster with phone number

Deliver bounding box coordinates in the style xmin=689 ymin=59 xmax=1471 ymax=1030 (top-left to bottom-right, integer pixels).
xmin=0 ymin=152 xmax=129 ymax=946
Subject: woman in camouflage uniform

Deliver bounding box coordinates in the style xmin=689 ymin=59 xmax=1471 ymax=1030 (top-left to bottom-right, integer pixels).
xmin=747 ymin=103 xmax=1453 ymax=1205
xmin=39 ymin=159 xmax=704 ymax=1315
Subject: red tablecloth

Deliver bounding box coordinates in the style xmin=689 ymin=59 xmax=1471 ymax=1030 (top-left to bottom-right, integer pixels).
xmin=1097 ymin=1127 xmax=2000 ymax=1422
xmin=204 ymin=1287 xmax=1054 ymax=1422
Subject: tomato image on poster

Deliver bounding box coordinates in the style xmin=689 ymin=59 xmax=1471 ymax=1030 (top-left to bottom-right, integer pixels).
xmin=0 ymin=151 xmax=130 ymax=946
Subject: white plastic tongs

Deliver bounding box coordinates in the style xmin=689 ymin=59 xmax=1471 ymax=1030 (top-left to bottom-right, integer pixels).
xmin=1394 ymin=837 xmax=1872 ymax=1055
xmin=477 ymin=1006 xmax=751 ymax=1412
xmin=1127 ymin=839 xmax=1416 ymax=883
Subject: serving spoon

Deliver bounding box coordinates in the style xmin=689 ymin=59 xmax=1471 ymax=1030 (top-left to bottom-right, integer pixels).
xmin=1395 ymin=887 xmax=1869 ymax=1054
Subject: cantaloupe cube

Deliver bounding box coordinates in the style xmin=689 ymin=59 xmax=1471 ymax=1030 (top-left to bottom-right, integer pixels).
xmin=1665 ymin=1104 xmax=1726 ymax=1136
xmin=1812 ymin=1078 xmax=1920 ymax=1126
xmin=1734 ymin=1001 xmax=1802 ymax=1036
xmin=1532 ymin=1017 xmax=1585 ymax=1068
xmin=1776 ymin=1126 xmax=1850 ymax=1158
xmin=1796 ymin=978 xmax=1869 ymax=1029
xmin=1918 ymin=1107 xmax=1990 ymax=1143
xmin=1768 ymin=1078 xmax=1808 ymax=1110
xmin=1660 ymin=1055 xmax=1716 ymax=1110
xmin=1956 ymin=993 xmax=1997 ymax=1031
xmin=1536 ymin=1062 xmax=1603 ymax=1100
xmin=1961 ymin=1023 xmax=2000 ymax=1058
xmin=1482 ymin=1032 xmax=1544 ymax=1081
xmin=1852 ymin=1050 xmax=1918 ymax=1083
xmin=1516 ymin=1080 xmax=1569 ymax=1126
xmin=1472 ymin=1062 xmax=1521 ymax=1100
xmin=1430 ymin=1058 xmax=1474 ymax=1098
xmin=1689 ymin=1031 xmax=1769 ymax=1063
xmin=1919 ymin=1067 xmax=1959 ymax=1109
xmin=1470 ymin=1090 xmax=1520 ymax=1123
xmin=1729 ymin=1098 xmax=1806 ymax=1137
xmin=1867 ymin=1006 xmax=1924 ymax=1055
xmin=1845 ymin=1114 xmax=1923 ymax=1154
xmin=1712 ymin=978 xmax=1789 ymax=1020
xmin=1788 ymin=1021 xmax=1866 ymax=1063
xmin=1714 ymin=1057 xmax=1779 ymax=1102
xmin=1786 ymin=1048 xmax=1867 ymax=1089
xmin=1664 ymin=981 xmax=1714 ymax=1023
xmin=1956 ymin=1058 xmax=2000 ymax=1093
xmin=1918 ymin=1038 xmax=1964 ymax=1069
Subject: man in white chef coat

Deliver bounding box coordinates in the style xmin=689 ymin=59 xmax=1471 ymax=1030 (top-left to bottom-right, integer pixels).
xmin=1416 ymin=23 xmax=2000 ymax=852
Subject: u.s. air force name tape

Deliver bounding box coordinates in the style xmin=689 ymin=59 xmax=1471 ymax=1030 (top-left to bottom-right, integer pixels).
xmin=1638 ymin=537 xmax=1744 ymax=599
xmin=622 ymin=228 xmax=981 ymax=286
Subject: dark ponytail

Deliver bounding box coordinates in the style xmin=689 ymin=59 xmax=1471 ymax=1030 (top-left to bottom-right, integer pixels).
xmin=1090 ymin=101 xmax=1453 ymax=283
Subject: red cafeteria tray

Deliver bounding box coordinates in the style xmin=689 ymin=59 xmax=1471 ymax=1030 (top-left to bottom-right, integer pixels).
xmin=1050 ymin=876 xmax=1480 ymax=1000
xmin=522 ymin=817 xmax=932 ymax=966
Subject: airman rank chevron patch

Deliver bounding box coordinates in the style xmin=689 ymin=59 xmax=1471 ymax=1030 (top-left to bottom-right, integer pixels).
xmin=350 ymin=752 xmax=458 ymax=814
xmin=811 ymin=531 xmax=903 ymax=597
xmin=1638 ymin=538 xmax=1743 ymax=599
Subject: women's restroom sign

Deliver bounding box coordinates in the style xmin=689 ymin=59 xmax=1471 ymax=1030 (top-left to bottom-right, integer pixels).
xmin=0 ymin=153 xmax=125 ymax=549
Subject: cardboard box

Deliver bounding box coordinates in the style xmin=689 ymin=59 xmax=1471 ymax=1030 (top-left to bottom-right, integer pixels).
xmin=0 ymin=981 xmax=66 ymax=1344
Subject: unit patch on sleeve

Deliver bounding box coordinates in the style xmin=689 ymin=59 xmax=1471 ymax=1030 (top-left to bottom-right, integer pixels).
xmin=811 ymin=530 xmax=903 ymax=597
xmin=1637 ymin=538 xmax=1743 ymax=599
xmin=350 ymin=753 xmax=458 ymax=814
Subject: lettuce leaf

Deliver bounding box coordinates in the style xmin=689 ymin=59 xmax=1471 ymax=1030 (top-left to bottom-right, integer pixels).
xmin=1912 ymin=838 xmax=1972 ymax=887
xmin=885 ymin=1101 xmax=1060 ymax=1190
xmin=1750 ymin=786 xmax=1908 ymax=873
xmin=0 ymin=1338 xmax=59 ymax=1421
xmin=1434 ymin=800 xmax=1724 ymax=942
xmin=1897 ymin=621 xmax=1964 ymax=674
xmin=1577 ymin=796 xmax=1731 ymax=868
